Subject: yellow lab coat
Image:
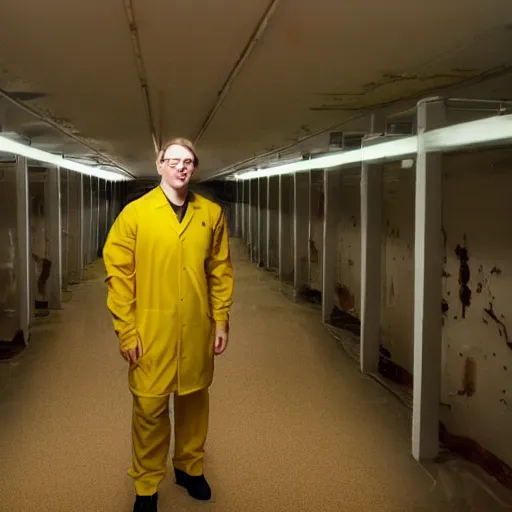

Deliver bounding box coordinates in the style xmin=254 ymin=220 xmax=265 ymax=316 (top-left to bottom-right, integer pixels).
xmin=103 ymin=186 xmax=234 ymax=398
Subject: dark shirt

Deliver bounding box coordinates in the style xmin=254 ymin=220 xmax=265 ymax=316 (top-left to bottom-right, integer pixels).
xmin=166 ymin=193 xmax=189 ymax=223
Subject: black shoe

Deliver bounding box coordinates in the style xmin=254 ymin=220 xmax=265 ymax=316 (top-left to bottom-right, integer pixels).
xmin=133 ymin=493 xmax=158 ymax=512
xmin=174 ymin=468 xmax=211 ymax=501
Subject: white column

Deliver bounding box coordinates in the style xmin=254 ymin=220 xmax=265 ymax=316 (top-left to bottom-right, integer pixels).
xmin=360 ymin=162 xmax=383 ymax=373
xmin=235 ymin=179 xmax=240 ymax=238
xmin=241 ymin=180 xmax=245 ymax=242
xmin=266 ymin=177 xmax=271 ymax=269
xmin=79 ymin=174 xmax=84 ymax=274
xmin=95 ymin=177 xmax=101 ymax=254
xmin=47 ymin=166 xmax=62 ymax=309
xmin=248 ymin=179 xmax=252 ymax=259
xmin=278 ymin=174 xmax=294 ymax=281
xmin=294 ymin=171 xmax=309 ymax=290
xmin=308 ymin=170 xmax=312 ymax=285
xmin=412 ymin=98 xmax=446 ymax=461
xmin=16 ymin=157 xmax=31 ymax=342
xmin=321 ymin=169 xmax=341 ymax=323
xmin=257 ymin=177 xmax=262 ymax=266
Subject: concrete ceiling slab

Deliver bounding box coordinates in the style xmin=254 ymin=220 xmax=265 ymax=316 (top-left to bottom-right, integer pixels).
xmin=0 ymin=0 xmax=511 ymax=180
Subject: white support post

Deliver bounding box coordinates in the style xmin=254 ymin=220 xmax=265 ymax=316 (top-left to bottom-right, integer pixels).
xmin=235 ymin=179 xmax=240 ymax=238
xmin=95 ymin=177 xmax=101 ymax=254
xmin=360 ymin=162 xmax=383 ymax=373
xmin=412 ymin=98 xmax=446 ymax=461
xmin=266 ymin=177 xmax=270 ymax=269
xmin=278 ymin=175 xmax=284 ymax=280
xmin=104 ymin=181 xmax=110 ymax=238
xmin=294 ymin=171 xmax=309 ymax=291
xmin=79 ymin=174 xmax=84 ymax=275
xmin=16 ymin=157 xmax=31 ymax=342
xmin=89 ymin=176 xmax=94 ymax=262
xmin=67 ymin=171 xmax=81 ymax=284
xmin=248 ymin=179 xmax=252 ymax=259
xmin=308 ymin=170 xmax=312 ymax=285
xmin=47 ymin=166 xmax=62 ymax=310
xmin=322 ymin=169 xmax=341 ymax=323
xmin=257 ymin=177 xmax=262 ymax=266
xmin=241 ymin=180 xmax=245 ymax=242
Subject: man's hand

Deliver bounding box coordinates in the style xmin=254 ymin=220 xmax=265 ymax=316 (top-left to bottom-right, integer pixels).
xmin=214 ymin=321 xmax=229 ymax=356
xmin=121 ymin=337 xmax=143 ymax=368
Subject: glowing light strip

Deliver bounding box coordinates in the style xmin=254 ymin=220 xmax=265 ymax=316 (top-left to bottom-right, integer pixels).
xmin=237 ymin=136 xmax=417 ymax=180
xmin=0 ymin=135 xmax=132 ymax=181
xmin=236 ymin=113 xmax=512 ymax=180
xmin=424 ymin=113 xmax=512 ymax=151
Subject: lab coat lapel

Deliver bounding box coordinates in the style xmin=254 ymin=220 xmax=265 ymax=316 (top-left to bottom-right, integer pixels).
xmin=178 ymin=193 xmax=198 ymax=236
xmin=150 ymin=186 xmax=181 ymax=235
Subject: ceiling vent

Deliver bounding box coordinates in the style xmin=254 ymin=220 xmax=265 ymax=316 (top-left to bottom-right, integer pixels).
xmin=329 ymin=131 xmax=365 ymax=150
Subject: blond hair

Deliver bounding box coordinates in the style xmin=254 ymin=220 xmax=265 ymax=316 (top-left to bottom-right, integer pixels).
xmin=160 ymin=137 xmax=199 ymax=167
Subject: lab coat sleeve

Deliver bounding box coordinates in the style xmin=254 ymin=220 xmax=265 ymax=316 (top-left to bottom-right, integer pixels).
xmin=206 ymin=209 xmax=234 ymax=323
xmin=103 ymin=204 xmax=138 ymax=351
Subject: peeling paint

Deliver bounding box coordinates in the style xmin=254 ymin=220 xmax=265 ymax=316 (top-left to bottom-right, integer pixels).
xmin=455 ymin=242 xmax=471 ymax=318
xmin=458 ymin=357 xmax=477 ymax=397
xmin=484 ymin=303 xmax=512 ymax=350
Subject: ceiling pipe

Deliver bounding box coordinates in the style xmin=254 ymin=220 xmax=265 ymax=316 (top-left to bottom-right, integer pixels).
xmin=0 ymin=87 xmax=134 ymax=179
xmin=204 ymin=65 xmax=512 ymax=182
xmin=194 ymin=0 xmax=282 ymax=145
xmin=124 ymin=0 xmax=160 ymax=154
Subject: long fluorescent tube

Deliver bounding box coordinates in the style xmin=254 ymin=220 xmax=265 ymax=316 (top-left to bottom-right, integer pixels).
xmin=424 ymin=113 xmax=512 ymax=151
xmin=238 ymin=136 xmax=417 ymax=180
xmin=0 ymin=135 xmax=132 ymax=181
xmin=236 ymin=112 xmax=512 ymax=180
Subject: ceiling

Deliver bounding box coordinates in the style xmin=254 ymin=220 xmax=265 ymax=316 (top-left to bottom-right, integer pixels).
xmin=0 ymin=0 xmax=511 ymax=181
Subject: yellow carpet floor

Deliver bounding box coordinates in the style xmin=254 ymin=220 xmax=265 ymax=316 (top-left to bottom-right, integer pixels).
xmin=0 ymin=240 xmax=501 ymax=511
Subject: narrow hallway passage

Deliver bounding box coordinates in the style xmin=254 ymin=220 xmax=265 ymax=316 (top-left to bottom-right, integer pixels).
xmin=0 ymin=241 xmax=461 ymax=511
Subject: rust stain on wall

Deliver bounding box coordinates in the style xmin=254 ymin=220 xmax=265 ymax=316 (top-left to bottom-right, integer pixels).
xmin=439 ymin=422 xmax=512 ymax=490
xmin=455 ymin=241 xmax=471 ymax=318
xmin=309 ymin=239 xmax=318 ymax=264
xmin=335 ymin=284 xmax=355 ymax=312
xmin=458 ymin=357 xmax=477 ymax=397
xmin=484 ymin=302 xmax=512 ymax=350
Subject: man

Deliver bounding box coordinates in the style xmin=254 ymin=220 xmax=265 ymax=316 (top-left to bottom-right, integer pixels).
xmin=103 ymin=138 xmax=234 ymax=512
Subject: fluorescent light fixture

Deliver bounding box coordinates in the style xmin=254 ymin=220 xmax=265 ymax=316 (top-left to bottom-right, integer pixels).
xmin=236 ymin=112 xmax=512 ymax=181
xmin=424 ymin=113 xmax=512 ymax=152
xmin=0 ymin=135 xmax=132 ymax=181
xmin=238 ymin=136 xmax=416 ymax=180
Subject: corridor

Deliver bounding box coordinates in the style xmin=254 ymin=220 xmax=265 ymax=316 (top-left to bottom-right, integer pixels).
xmin=0 ymin=241 xmax=494 ymax=512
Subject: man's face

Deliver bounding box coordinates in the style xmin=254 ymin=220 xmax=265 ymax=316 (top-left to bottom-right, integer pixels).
xmin=158 ymin=144 xmax=196 ymax=190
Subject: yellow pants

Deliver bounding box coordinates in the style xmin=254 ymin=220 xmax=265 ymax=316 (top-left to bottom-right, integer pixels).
xmin=128 ymin=389 xmax=209 ymax=496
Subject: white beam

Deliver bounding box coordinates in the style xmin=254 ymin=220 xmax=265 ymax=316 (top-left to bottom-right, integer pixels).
xmin=322 ymin=169 xmax=341 ymax=323
xmin=79 ymin=174 xmax=84 ymax=274
xmin=241 ymin=180 xmax=245 ymax=241
xmin=257 ymin=177 xmax=262 ymax=266
xmin=294 ymin=171 xmax=309 ymax=290
xmin=235 ymin=180 xmax=240 ymax=238
xmin=278 ymin=174 xmax=293 ymax=282
xmin=248 ymin=179 xmax=252 ymax=259
xmin=266 ymin=177 xmax=270 ymax=269
xmin=412 ymin=98 xmax=446 ymax=461
xmin=360 ymin=163 xmax=383 ymax=373
xmin=16 ymin=156 xmax=31 ymax=342
xmin=47 ymin=166 xmax=62 ymax=309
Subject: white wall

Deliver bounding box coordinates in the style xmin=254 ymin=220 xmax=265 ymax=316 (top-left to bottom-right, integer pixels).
xmin=441 ymin=149 xmax=512 ymax=467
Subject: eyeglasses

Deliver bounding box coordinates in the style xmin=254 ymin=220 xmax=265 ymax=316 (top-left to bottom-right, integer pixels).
xmin=161 ymin=157 xmax=194 ymax=168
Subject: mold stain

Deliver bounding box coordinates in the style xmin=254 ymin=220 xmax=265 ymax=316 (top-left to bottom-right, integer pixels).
xmin=455 ymin=242 xmax=471 ymax=318
xmin=309 ymin=239 xmax=319 ymax=264
xmin=458 ymin=357 xmax=477 ymax=397
xmin=484 ymin=302 xmax=512 ymax=351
